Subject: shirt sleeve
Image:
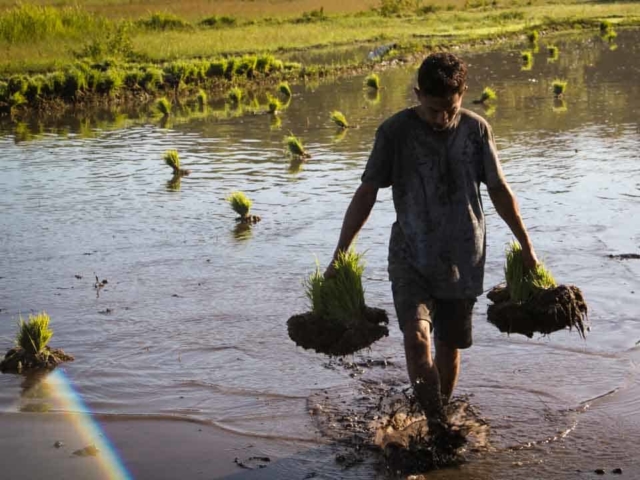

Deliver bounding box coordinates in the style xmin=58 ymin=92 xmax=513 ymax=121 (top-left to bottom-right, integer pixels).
xmin=481 ymin=123 xmax=506 ymax=188
xmin=361 ymin=126 xmax=393 ymax=188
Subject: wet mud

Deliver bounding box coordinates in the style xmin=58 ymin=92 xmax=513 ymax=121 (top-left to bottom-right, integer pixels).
xmin=0 ymin=347 xmax=74 ymax=374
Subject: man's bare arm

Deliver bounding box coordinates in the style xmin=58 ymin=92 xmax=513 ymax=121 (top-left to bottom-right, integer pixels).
xmin=325 ymin=182 xmax=379 ymax=276
xmin=488 ymin=183 xmax=539 ymax=269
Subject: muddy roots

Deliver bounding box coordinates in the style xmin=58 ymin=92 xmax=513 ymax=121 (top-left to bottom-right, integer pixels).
xmin=287 ymin=307 xmax=389 ymax=356
xmin=1 ymin=347 xmax=74 ymax=374
xmin=487 ymin=284 xmax=588 ymax=338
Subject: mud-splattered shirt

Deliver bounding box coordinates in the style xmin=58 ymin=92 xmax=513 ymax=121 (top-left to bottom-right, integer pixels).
xmin=361 ymin=107 xmax=506 ymax=299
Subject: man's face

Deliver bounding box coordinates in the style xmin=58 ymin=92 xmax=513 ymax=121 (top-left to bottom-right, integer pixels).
xmin=414 ymin=88 xmax=465 ymax=131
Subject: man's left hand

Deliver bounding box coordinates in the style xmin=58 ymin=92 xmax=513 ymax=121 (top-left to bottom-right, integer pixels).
xmin=521 ymin=245 xmax=539 ymax=271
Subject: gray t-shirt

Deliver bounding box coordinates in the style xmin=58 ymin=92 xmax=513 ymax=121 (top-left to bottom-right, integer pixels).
xmin=362 ymin=107 xmax=506 ymax=299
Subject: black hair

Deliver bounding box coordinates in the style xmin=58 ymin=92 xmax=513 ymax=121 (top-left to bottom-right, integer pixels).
xmin=417 ymin=52 xmax=468 ymax=97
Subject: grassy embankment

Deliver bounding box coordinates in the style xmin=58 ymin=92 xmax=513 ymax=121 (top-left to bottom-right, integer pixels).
xmin=0 ymin=0 xmax=638 ymax=115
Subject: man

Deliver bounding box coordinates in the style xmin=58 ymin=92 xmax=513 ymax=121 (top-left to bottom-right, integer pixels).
xmin=324 ymin=53 xmax=538 ymax=437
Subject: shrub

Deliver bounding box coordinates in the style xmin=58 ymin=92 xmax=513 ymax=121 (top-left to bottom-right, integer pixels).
xmin=16 ymin=312 xmax=53 ymax=355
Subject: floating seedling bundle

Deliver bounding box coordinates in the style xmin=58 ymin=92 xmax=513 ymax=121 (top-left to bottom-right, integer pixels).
xmin=486 ymin=242 xmax=588 ymax=338
xmin=1 ymin=312 xmax=73 ymax=374
xmin=287 ymin=250 xmax=389 ymax=356
xmin=226 ymin=191 xmax=261 ymax=224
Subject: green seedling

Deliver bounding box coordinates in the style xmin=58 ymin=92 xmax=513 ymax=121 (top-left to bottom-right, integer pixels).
xmin=226 ymin=191 xmax=253 ymax=219
xmin=365 ymin=73 xmax=380 ymax=90
xmin=16 ymin=312 xmax=53 ymax=355
xmin=330 ymin=110 xmax=349 ymax=129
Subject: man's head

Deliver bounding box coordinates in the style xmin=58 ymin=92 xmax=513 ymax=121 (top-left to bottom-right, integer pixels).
xmin=415 ymin=52 xmax=468 ymax=131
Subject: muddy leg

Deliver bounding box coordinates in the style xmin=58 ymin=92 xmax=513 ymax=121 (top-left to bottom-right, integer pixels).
xmin=435 ymin=338 xmax=460 ymax=404
xmin=403 ymin=307 xmax=446 ymax=428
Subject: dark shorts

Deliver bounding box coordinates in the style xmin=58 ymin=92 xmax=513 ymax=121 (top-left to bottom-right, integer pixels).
xmin=391 ymin=280 xmax=476 ymax=349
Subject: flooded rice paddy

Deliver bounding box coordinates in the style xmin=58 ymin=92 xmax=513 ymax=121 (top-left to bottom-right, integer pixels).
xmin=0 ymin=30 xmax=639 ymax=479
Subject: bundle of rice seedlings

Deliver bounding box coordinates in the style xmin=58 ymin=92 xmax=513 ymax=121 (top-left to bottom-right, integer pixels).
xmin=163 ymin=150 xmax=190 ymax=176
xmin=504 ymin=241 xmax=556 ymax=302
xmin=521 ymin=50 xmax=533 ymax=64
xmin=600 ymin=20 xmax=613 ymax=34
xmin=330 ymin=110 xmax=349 ymax=129
xmin=226 ymin=191 xmax=261 ymax=223
xmin=17 ymin=312 xmax=53 ymax=355
xmin=365 ymin=73 xmax=380 ymax=90
xmin=527 ymin=30 xmax=539 ymax=44
xmin=473 ymin=87 xmax=497 ymax=104
xmin=267 ymin=94 xmax=282 ymax=114
xmin=0 ymin=311 xmax=74 ymax=373
xmin=278 ymin=81 xmax=292 ymax=98
xmin=552 ymin=79 xmax=567 ymax=98
xmin=284 ymin=134 xmax=311 ymax=159
xmin=156 ymin=97 xmax=171 ymax=117
xmin=227 ymin=86 xmax=243 ymax=105
xmin=548 ymin=45 xmax=559 ymax=60
xmin=196 ymin=89 xmax=207 ymax=109
xmin=486 ymin=242 xmax=588 ymax=338
xmin=287 ymin=250 xmax=389 ymax=356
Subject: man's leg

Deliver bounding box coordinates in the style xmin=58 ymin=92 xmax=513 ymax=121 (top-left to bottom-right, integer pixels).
xmin=402 ymin=305 xmax=446 ymax=426
xmin=434 ymin=338 xmax=460 ymax=403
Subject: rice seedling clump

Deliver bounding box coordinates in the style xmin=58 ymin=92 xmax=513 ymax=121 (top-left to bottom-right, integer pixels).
xmin=365 ymin=73 xmax=380 ymax=90
xmin=278 ymin=81 xmax=292 ymax=98
xmin=552 ymin=79 xmax=567 ymax=97
xmin=287 ymin=250 xmax=389 ymax=356
xmin=163 ymin=150 xmax=190 ymax=176
xmin=267 ymin=94 xmax=282 ymax=114
xmin=227 ymin=86 xmax=243 ymax=105
xmin=0 ymin=311 xmax=74 ymax=373
xmin=473 ymin=87 xmax=496 ymax=104
xmin=284 ymin=134 xmax=310 ymax=158
xmin=226 ymin=191 xmax=261 ymax=223
xmin=330 ymin=110 xmax=349 ymax=129
xmin=156 ymin=97 xmax=171 ymax=116
xmin=486 ymin=241 xmax=588 ymax=338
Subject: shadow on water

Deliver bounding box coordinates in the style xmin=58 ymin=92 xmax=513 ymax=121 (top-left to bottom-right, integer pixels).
xmin=1 ymin=29 xmax=639 ymax=479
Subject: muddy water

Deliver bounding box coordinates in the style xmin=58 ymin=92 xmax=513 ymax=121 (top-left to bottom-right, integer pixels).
xmin=0 ymin=30 xmax=639 ymax=478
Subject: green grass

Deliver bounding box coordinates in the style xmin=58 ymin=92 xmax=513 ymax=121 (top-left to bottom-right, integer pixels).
xmin=16 ymin=311 xmax=53 ymax=355
xmin=552 ymin=79 xmax=567 ymax=97
xmin=304 ymin=249 xmax=366 ymax=323
xmin=365 ymin=73 xmax=380 ymax=90
xmin=226 ymin=191 xmax=253 ymax=218
xmin=284 ymin=134 xmax=308 ymax=157
xmin=505 ymin=241 xmax=557 ymax=303
xmin=330 ymin=110 xmax=348 ymax=128
xmin=2 ymin=3 xmax=638 ymax=74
